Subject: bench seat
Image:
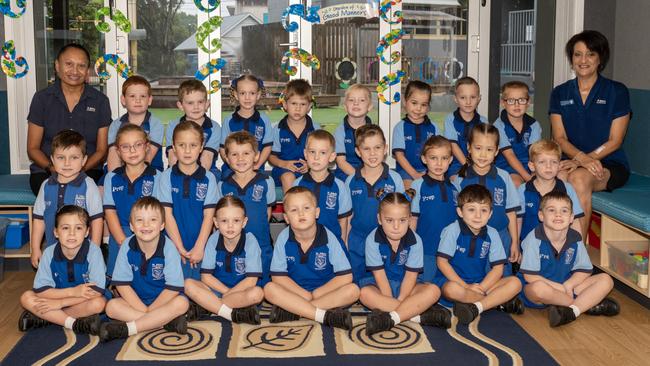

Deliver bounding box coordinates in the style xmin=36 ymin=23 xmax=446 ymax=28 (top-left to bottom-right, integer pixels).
xmin=0 ymin=174 xmax=36 ymax=206
xmin=592 ymin=173 xmax=650 ymax=233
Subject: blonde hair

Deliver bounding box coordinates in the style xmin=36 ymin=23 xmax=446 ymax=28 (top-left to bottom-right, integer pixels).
xmin=529 ymin=139 xmax=562 ymax=161
xmin=344 ymin=84 xmax=371 ymax=100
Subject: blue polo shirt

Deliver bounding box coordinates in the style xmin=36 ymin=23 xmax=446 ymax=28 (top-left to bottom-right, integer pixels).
xmin=365 ymin=227 xmax=423 ymax=282
xmin=27 ymin=80 xmax=112 ymax=173
xmin=333 ymin=116 xmax=372 ymax=179
xmin=391 ymin=116 xmax=438 ymax=175
xmin=220 ymin=107 xmax=273 ymax=178
xmin=520 ymin=225 xmax=592 ymax=284
xmin=517 ymin=178 xmax=584 ymax=241
xmin=270 ymin=224 xmax=351 ymax=291
xmin=166 ymin=115 xmax=221 ymax=172
xmin=33 ymin=173 xmax=104 ymax=247
xmin=549 ymin=75 xmax=631 ymax=170
xmin=494 ymin=110 xmax=542 ymax=174
xmin=108 ymin=112 xmax=165 ymax=171
xmin=294 ymin=172 xmax=352 ymax=239
xmin=443 ymin=109 xmax=488 ymax=174
xmin=411 ymin=175 xmax=459 ymax=256
xmin=112 ymin=235 xmax=185 ymax=306
xmin=200 ymin=231 xmax=262 ymax=288
xmin=271 ymin=115 xmax=320 ymax=161
xmin=157 ymin=165 xmax=218 ymax=251
xmin=33 ymin=239 xmax=106 ymax=295
xmin=103 ymin=165 xmax=159 ymax=227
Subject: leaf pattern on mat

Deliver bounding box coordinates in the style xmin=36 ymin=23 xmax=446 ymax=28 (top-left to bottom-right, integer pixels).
xmin=243 ymin=324 xmax=314 ymax=352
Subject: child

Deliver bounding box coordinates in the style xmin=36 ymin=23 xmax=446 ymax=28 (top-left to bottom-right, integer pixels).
xmin=443 ymin=77 xmax=488 ymax=177
xmin=294 ymin=130 xmax=352 ymax=240
xmin=457 ymin=124 xmax=521 ymax=276
xmin=411 ymin=136 xmax=459 ymax=282
xmin=157 ymin=121 xmax=218 ymax=280
xmin=220 ymin=74 xmax=273 ymax=178
xmin=31 ymin=130 xmax=104 ymax=268
xmin=519 ymin=191 xmax=618 ymax=327
xmin=434 ymin=185 xmax=524 ymax=324
xmin=100 ymin=197 xmax=189 ymax=342
xmin=166 ymin=79 xmax=221 ymax=178
xmin=360 ymin=191 xmax=451 ymax=336
xmin=217 ymin=131 xmax=275 ymax=284
xmin=104 ymin=124 xmax=160 ymax=276
xmin=518 ymin=140 xmax=584 ymax=241
xmin=19 ymin=205 xmax=106 ymax=335
xmin=494 ymin=81 xmax=542 ymax=186
xmin=268 ymin=79 xmax=321 ymax=192
xmin=106 ymin=75 xmax=164 ymax=172
xmin=185 ymin=196 xmax=264 ymax=324
xmin=334 ymin=84 xmax=373 ymax=181
xmin=264 ymin=187 xmax=359 ymax=329
xmin=392 ymin=80 xmax=438 ymax=188
xmin=346 ymin=124 xmax=404 ymax=283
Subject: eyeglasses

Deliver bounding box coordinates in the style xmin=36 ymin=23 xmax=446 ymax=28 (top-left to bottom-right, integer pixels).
xmin=118 ymin=141 xmax=147 ymax=153
xmin=503 ymin=98 xmax=529 ymax=105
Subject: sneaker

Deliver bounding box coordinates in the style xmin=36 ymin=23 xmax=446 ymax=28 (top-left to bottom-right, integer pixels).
xmin=420 ymin=305 xmax=452 ymax=329
xmin=163 ymin=315 xmax=188 ymax=334
xmin=186 ymin=302 xmax=209 ymax=322
xmin=72 ymin=314 xmax=101 ymax=335
xmin=365 ymin=310 xmax=394 ymax=336
xmin=323 ymin=308 xmax=352 ymax=330
xmin=268 ymin=305 xmax=300 ymax=323
xmin=585 ymin=297 xmax=620 ymax=316
xmin=99 ymin=321 xmax=129 ymax=342
xmin=548 ymin=305 xmax=577 ymax=327
xmin=232 ymin=305 xmax=261 ymax=325
xmin=18 ymin=310 xmax=49 ymax=332
xmin=497 ymin=296 xmax=525 ymax=315
xmin=453 ymin=302 xmax=479 ymax=325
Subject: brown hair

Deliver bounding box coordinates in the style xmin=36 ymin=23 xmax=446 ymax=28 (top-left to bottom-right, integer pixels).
xmin=178 ymin=79 xmax=208 ymax=101
xmin=51 ymin=130 xmax=87 ymax=156
xmin=540 ymin=191 xmax=573 ymax=212
xmin=130 ymin=196 xmax=165 ymax=224
xmin=230 ymin=74 xmax=266 ymax=105
xmin=284 ymin=79 xmax=313 ymax=101
xmin=500 ymin=80 xmax=529 ymax=96
xmin=454 ymin=76 xmax=480 ymax=93
xmin=355 ymin=124 xmax=385 ymax=147
xmin=215 ymin=195 xmax=247 ymax=217
xmin=283 ymin=186 xmax=317 ymax=206
xmin=172 ymin=120 xmax=205 ymax=145
xmin=529 ymin=139 xmax=562 ymax=162
xmin=224 ymin=131 xmax=258 ymax=154
xmin=421 ymin=135 xmax=452 ymax=157
xmin=306 ymin=129 xmax=335 ymax=150
xmin=55 ymin=205 xmax=90 ymax=228
xmin=457 ymin=124 xmax=500 ymax=178
xmin=457 ymin=184 xmax=492 ymax=208
xmin=376 ymin=188 xmax=416 ymax=212
xmin=115 ymin=124 xmax=148 ymax=146
xmin=122 ymin=75 xmax=151 ymax=96
xmin=404 ymin=80 xmax=432 ymax=102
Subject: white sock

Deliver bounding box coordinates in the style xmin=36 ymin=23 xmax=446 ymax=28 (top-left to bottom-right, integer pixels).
xmin=474 ymin=302 xmax=484 ymax=314
xmin=314 ymin=308 xmax=326 ymax=323
xmin=569 ymin=304 xmax=581 ymax=317
xmin=64 ymin=317 xmax=76 ymax=329
xmin=389 ymin=311 xmax=401 ymax=325
xmin=126 ymin=321 xmax=137 ymax=336
xmin=218 ymin=304 xmax=233 ymax=320
xmin=409 ymin=315 xmax=421 ymax=324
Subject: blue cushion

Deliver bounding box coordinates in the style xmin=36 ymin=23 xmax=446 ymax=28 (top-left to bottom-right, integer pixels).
xmin=592 ymin=173 xmax=650 ymax=232
xmin=0 ymin=174 xmax=36 ymax=206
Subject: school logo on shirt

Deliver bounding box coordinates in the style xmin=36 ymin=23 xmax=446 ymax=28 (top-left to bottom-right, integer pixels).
xmin=74 ymin=194 xmax=86 ymax=207
xmin=196 ymin=183 xmax=208 ymax=201
xmin=422 ymin=194 xmax=436 ymax=202
xmin=130 ymin=264 xmax=139 ymax=272
xmin=398 ymin=249 xmax=408 ymax=265
xmin=596 ymin=99 xmax=607 ymax=105
xmin=152 ymin=263 xmax=165 ymax=280
xmin=480 ymin=242 xmax=490 ymax=258
xmin=315 ymin=252 xmax=327 ymax=270
xmin=45 ymin=200 xmax=52 ymax=208
xmin=252 ymin=184 xmax=264 ymax=202
xmin=527 ymin=202 xmax=534 ymax=208
xmin=82 ymin=272 xmax=90 ymax=283
xmin=540 ymin=253 xmax=550 ymax=261
xmin=255 ymin=126 xmax=264 ymax=141
xmin=345 ymin=138 xmax=352 ymax=144
xmin=382 ymin=184 xmax=395 ymax=194
xmin=86 ymin=106 xmax=96 ymax=112
xmin=493 ymin=188 xmax=504 ymax=206
xmin=235 ymin=257 xmax=246 ymax=275
xmin=325 ymin=192 xmax=337 ymax=210
xmin=426 ymin=131 xmax=434 ymax=139
xmin=523 ymin=132 xmax=531 ymax=145
xmin=351 ymin=189 xmax=362 ymax=196
xmin=286 ymin=255 xmax=296 ymax=263
xmin=280 ymin=137 xmax=291 ymax=143
xmin=142 ymin=180 xmax=154 ymax=196
xmin=565 ymin=248 xmax=575 ymax=265
xmin=172 ymin=187 xmax=179 ymax=194
xmin=405 ymin=136 xmax=413 ymax=141
xmin=112 ymin=185 xmax=124 ymax=192
xmin=560 ymin=99 xmax=574 ymax=106
xmin=456 ymin=246 xmax=466 ymax=254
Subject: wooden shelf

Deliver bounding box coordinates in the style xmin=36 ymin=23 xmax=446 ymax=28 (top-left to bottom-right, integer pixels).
xmin=4 ymin=244 xmax=31 ymax=258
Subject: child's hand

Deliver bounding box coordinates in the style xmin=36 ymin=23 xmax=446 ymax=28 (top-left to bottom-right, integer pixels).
xmin=34 ymin=298 xmax=63 ymax=314
xmin=76 ymin=283 xmax=101 ymax=299
xmin=31 ymin=248 xmax=42 ymax=268
xmin=188 ymin=247 xmax=204 ymax=267
xmin=509 ymin=244 xmax=521 ymax=263
xmin=284 ymin=160 xmax=302 ymax=172
xmin=468 ymin=284 xmax=486 ymax=296
xmin=412 ymin=171 xmax=425 ymax=180
xmin=297 ymin=159 xmax=309 ymax=174
xmin=562 ymin=283 xmax=575 ymax=296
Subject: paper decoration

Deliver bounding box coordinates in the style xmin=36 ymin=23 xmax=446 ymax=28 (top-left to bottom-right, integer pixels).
xmin=95 ymin=54 xmax=132 ymax=81
xmin=1 ymin=41 xmax=28 ymax=78
xmin=376 ymin=70 xmax=405 ymax=105
xmin=379 ymin=0 xmax=402 ymax=24
xmin=376 ymin=29 xmax=404 ymax=65
xmin=281 ymin=4 xmax=320 ymax=32
xmin=0 ymin=0 xmax=26 ymax=19
xmin=195 ymin=58 xmax=227 ymax=94
xmin=94 ymin=7 xmax=132 ymax=33
xmin=335 ymin=58 xmax=357 ymax=89
xmin=281 ymin=48 xmax=320 ymax=76
xmin=196 ymin=16 xmax=223 ymax=53
xmin=194 ymin=0 xmax=220 ymax=13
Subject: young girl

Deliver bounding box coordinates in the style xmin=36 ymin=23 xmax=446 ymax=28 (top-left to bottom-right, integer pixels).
xmin=220 ymin=75 xmax=273 ymax=178
xmin=157 ymin=121 xmax=218 ymax=280
xmin=346 ymin=125 xmax=404 ymax=283
xmin=457 ymin=124 xmax=521 ymax=276
xmin=360 ymin=190 xmax=451 ymax=336
xmin=104 ymin=124 xmax=159 ymax=276
xmin=392 ymin=80 xmax=438 ymax=189
xmin=334 ymin=84 xmax=373 ymax=181
xmin=184 ymin=196 xmax=264 ymax=324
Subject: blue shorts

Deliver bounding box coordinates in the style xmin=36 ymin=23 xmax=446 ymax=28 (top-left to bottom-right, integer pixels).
xmin=498 ymin=227 xmax=513 ymax=277
xmin=182 ymin=261 xmax=202 ymax=281
xmin=360 ymin=277 xmax=403 ymax=298
xmin=347 ymin=229 xmax=369 ymax=284
xmin=421 ymin=254 xmax=438 ymax=283
xmin=271 ymin=166 xmax=302 ymax=186
xmin=107 ymin=225 xmax=133 ymax=277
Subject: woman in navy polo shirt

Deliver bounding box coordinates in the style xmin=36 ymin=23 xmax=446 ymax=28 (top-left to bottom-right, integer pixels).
xmin=27 ymin=44 xmax=112 ymax=194
xmin=550 ymin=30 xmax=631 ymax=239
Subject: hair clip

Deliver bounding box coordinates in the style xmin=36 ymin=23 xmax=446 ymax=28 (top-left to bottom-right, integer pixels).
xmin=403 ymin=193 xmax=412 ymax=203
xmin=377 ymin=190 xmax=390 ymax=202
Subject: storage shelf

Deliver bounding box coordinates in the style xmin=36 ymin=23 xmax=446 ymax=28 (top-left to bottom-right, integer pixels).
xmin=5 ymin=244 xmax=31 ymax=258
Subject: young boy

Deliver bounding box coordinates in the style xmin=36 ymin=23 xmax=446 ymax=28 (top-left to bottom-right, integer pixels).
xmin=334 ymin=84 xmax=373 ymax=181
xmin=20 ymin=205 xmax=106 ymax=335
xmin=294 ymin=130 xmax=352 ymax=240
xmin=166 ymin=79 xmax=221 ymax=178
xmin=519 ymin=191 xmax=618 ymax=327
xmin=518 ymin=140 xmax=584 ymax=241
xmin=434 ymin=184 xmax=524 ymax=324
xmin=264 ymin=187 xmax=359 ymax=330
xmin=268 ymin=79 xmax=321 ymax=192
xmin=494 ymin=81 xmax=542 ymax=186
xmin=100 ymin=197 xmax=189 ymax=342
xmin=106 ymin=75 xmax=165 ymax=172
xmin=31 ymin=130 xmax=104 ymax=268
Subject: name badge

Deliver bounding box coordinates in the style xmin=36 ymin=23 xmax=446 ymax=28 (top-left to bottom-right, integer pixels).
xmin=86 ymin=106 xmax=96 ymax=112
xmin=559 ymin=99 xmax=574 ymax=106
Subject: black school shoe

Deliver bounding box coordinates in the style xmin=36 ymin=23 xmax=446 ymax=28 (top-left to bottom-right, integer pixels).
xmin=72 ymin=314 xmax=102 ymax=335
xmin=548 ymin=305 xmax=577 ymax=327
xmin=420 ymin=305 xmax=452 ymax=329
xmin=163 ymin=315 xmax=188 ymax=334
xmin=497 ymin=296 xmax=525 ymax=315
xmin=232 ymin=305 xmax=261 ymax=325
xmin=323 ymin=308 xmax=352 ymax=330
xmin=268 ymin=305 xmax=300 ymax=323
xmin=186 ymin=301 xmax=209 ymax=322
xmin=453 ymin=302 xmax=479 ymax=325
xmin=99 ymin=321 xmax=129 ymax=342
xmin=365 ymin=310 xmax=394 ymax=336
xmin=18 ymin=310 xmax=50 ymax=332
xmin=585 ymin=297 xmax=620 ymax=316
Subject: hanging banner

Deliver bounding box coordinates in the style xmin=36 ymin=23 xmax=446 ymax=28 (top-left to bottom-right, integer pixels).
xmin=317 ymin=3 xmax=377 ymax=22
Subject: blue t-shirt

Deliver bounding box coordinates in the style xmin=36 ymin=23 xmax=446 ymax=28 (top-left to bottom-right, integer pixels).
xmin=411 ymin=175 xmax=459 ymax=256
xmin=271 ymin=115 xmax=321 ymax=162
xmin=392 ymin=116 xmax=438 ymax=174
xmin=494 ymin=109 xmax=542 ymax=173
xmin=165 ymin=115 xmax=221 ymax=172
xmin=365 ymin=227 xmax=423 ymax=283
xmin=294 ymin=172 xmax=352 ymax=239
xmin=108 ymin=112 xmax=165 ymax=171
xmin=443 ymin=109 xmax=488 ymax=174
xmin=334 ymin=116 xmax=372 ymax=172
xmin=220 ymin=108 xmax=273 ymax=177
xmin=103 ymin=165 xmax=159 ymax=228
xmin=201 ymin=231 xmax=262 ymax=288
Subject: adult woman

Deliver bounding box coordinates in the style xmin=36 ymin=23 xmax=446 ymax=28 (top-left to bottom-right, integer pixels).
xmin=26 ymin=44 xmax=112 ymax=194
xmin=550 ymin=30 xmax=631 ymax=238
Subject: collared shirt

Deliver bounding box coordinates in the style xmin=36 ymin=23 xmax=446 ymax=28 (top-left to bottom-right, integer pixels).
xmin=494 ymin=109 xmax=541 ymax=172
xmin=334 ymin=116 xmax=372 ymax=170
xmin=443 ymin=109 xmax=488 ymax=174
xmin=411 ymin=175 xmax=459 ymax=255
xmin=103 ymin=165 xmax=160 ymax=227
xmin=220 ymin=107 xmax=273 ymax=178
xmin=391 ymin=115 xmax=438 ymax=174
xmin=27 ymin=80 xmax=112 ymax=173
xmin=271 ymin=115 xmax=321 ymax=161
xmin=165 ymin=115 xmax=221 ymax=170
xmin=365 ymin=227 xmax=423 ymax=282
xmin=201 ymin=231 xmax=262 ymax=288
xmin=294 ymin=172 xmax=352 ymax=239
xmin=108 ymin=112 xmax=165 ymax=171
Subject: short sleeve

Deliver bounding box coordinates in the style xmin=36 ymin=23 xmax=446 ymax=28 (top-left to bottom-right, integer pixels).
xmin=85 ymin=179 xmax=104 ymax=220
xmin=519 ymin=235 xmax=541 ymax=274
xmin=565 ymin=183 xmax=584 ymax=218
xmin=443 ymin=113 xmax=457 ymax=141
xmin=27 ymin=92 xmax=47 ymax=126
xmin=334 ymin=124 xmax=346 ymax=155
xmin=102 ymin=172 xmax=116 ymax=208
xmin=405 ymin=234 xmax=424 ymax=272
xmin=487 ymin=229 xmax=507 ymax=266
xmin=111 ymin=238 xmax=134 ymax=283
xmin=266 ymin=177 xmax=276 ymax=206
xmin=327 ymin=235 xmax=352 ymax=275
xmin=337 ymin=180 xmax=352 ymax=217
xmin=391 ymin=171 xmax=405 ymax=193
xmin=165 ymin=120 xmax=179 ymax=154
xmin=107 ymin=120 xmax=121 ymax=146
xmin=33 ymin=247 xmax=55 ymax=292
xmin=436 ymin=223 xmax=459 ymax=259
xmin=149 ymin=117 xmax=165 ymax=148
xmin=261 ymin=113 xmax=274 ymax=147
xmin=163 ymin=239 xmax=185 ymax=291
xmin=391 ymin=121 xmax=405 ymax=153
xmin=516 ymin=185 xmax=526 ymax=217
xmin=410 ymin=179 xmax=423 ymax=215
xmin=87 ymin=244 xmax=107 ymax=293
xmin=502 ymin=171 xmax=521 ymax=212
xmin=271 ymin=124 xmax=281 ymax=154
xmin=270 ymin=230 xmax=289 ymax=275
xmin=215 ymin=181 xmax=224 ymax=201
xmin=612 ymin=82 xmax=631 ymax=119
xmin=98 ymin=95 xmax=113 ymax=128
xmin=312 ymin=121 xmax=322 ymax=130
xmin=200 ymin=233 xmax=218 ymax=272
xmin=33 ymin=182 xmax=47 ymax=218
xmin=548 ymin=86 xmax=562 ymax=115
xmin=156 ymin=170 xmax=173 ymax=206
xmin=365 ymin=234 xmax=384 ymax=270
xmin=244 ymin=233 xmax=263 ymax=277
xmin=204 ymin=172 xmax=218 ymax=207
xmin=494 ymin=119 xmax=511 ymax=151
xmin=530 ymin=121 xmax=542 ymax=145
xmin=571 ymin=242 xmax=593 ymax=273
xmin=219 ymin=116 xmax=232 ymax=147
xmin=204 ymin=122 xmax=221 ymax=153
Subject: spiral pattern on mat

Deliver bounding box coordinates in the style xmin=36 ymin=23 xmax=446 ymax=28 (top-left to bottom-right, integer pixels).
xmin=351 ymin=322 xmax=421 ymax=350
xmin=137 ymin=327 xmax=213 ymax=356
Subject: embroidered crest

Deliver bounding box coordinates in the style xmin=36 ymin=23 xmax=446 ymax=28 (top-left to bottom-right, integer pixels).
xmin=152 ymin=263 xmax=165 ymax=280
xmin=82 ymin=272 xmax=90 ymax=283
xmin=523 ymin=132 xmax=530 ymax=145
xmin=325 ymin=192 xmax=337 ymax=209
xmin=480 ymin=242 xmax=490 ymax=258
xmin=74 ymin=194 xmax=86 ymax=207
xmin=254 ymin=126 xmax=264 ymax=140
xmin=235 ymin=257 xmax=246 ymax=275
xmin=196 ymin=183 xmax=208 ymax=201
xmin=398 ymin=249 xmax=408 ymax=265
xmin=565 ymin=247 xmax=575 ymax=265
xmin=314 ymin=252 xmax=327 ymax=270
xmin=493 ymin=188 xmax=504 ymax=206
xmin=383 ymin=184 xmax=395 ymax=194
xmin=142 ymin=180 xmax=154 ymax=196
xmin=252 ymin=184 xmax=264 ymax=202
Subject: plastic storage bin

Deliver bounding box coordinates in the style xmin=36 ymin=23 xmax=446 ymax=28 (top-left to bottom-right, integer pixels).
xmin=4 ymin=220 xmax=29 ymax=249
xmin=607 ymin=241 xmax=649 ymax=286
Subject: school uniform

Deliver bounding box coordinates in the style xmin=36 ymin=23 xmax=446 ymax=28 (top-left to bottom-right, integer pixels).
xmin=333 ymin=116 xmax=372 ymax=180
xmin=111 ymin=235 xmax=185 ymax=306
xmin=220 ymin=107 xmax=273 ymax=178
xmin=103 ymin=165 xmax=159 ymax=276
xmin=270 ymin=115 xmax=320 ymax=185
xmin=517 ymin=178 xmax=584 ymax=241
xmin=443 ymin=109 xmax=488 ymax=175
xmin=519 ymin=226 xmax=592 ymax=308
xmin=33 ymin=173 xmax=104 ymax=247
xmin=157 ymin=165 xmax=218 ymax=280
xmin=294 ymin=172 xmax=352 ymax=239
xmin=345 ymin=163 xmax=404 ymax=283
xmin=391 ymin=116 xmax=438 ymax=179
xmin=108 ymin=112 xmax=165 ymax=171
xmin=165 ymin=115 xmax=221 ymax=179
xmin=201 ymin=231 xmax=262 ymax=294
xmin=270 ymin=224 xmax=351 ymax=292
xmin=411 ymin=175 xmax=459 ymax=281
xmin=494 ymin=110 xmax=542 ymax=174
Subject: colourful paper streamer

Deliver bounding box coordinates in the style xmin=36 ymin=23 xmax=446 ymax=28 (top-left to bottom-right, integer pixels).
xmin=194 ymin=0 xmax=220 ymax=13
xmin=0 ymin=0 xmax=26 ymax=19
xmin=379 ymin=0 xmax=403 ymax=24
xmin=196 ymin=16 xmax=223 ymax=54
xmin=281 ymin=4 xmax=320 ymax=32
xmin=195 ymin=58 xmax=227 ymax=94
xmin=377 ymin=70 xmax=406 ymax=105
xmin=281 ymin=48 xmax=320 ymax=76
xmin=376 ymin=29 xmax=404 ymax=65
xmin=95 ymin=54 xmax=132 ymax=81
xmin=1 ymin=41 xmax=28 ymax=78
xmin=94 ymin=7 xmax=132 ymax=33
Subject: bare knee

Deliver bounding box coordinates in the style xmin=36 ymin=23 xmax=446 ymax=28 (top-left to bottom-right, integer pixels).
xmin=183 ymin=279 xmax=201 ymax=298
xmin=342 ymin=283 xmax=360 ymax=302
xmin=88 ymin=296 xmax=107 ymax=314
xmin=442 ymin=282 xmax=465 ymax=300
xmin=171 ymin=295 xmax=189 ymax=314
xmin=105 ymin=299 xmax=121 ymax=318
xmin=526 ymin=281 xmax=552 ymax=300
xmin=359 ymin=286 xmax=376 ymax=304
xmin=504 ymin=276 xmax=522 ymax=292
xmin=568 ymin=170 xmax=593 ymax=195
xmin=20 ymin=291 xmax=36 ymax=309
xmin=263 ymin=282 xmax=280 ymax=302
xmin=247 ymin=286 xmax=264 ymax=304
xmin=425 ymin=283 xmax=442 ymax=299
xmin=596 ymin=273 xmax=614 ymax=291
